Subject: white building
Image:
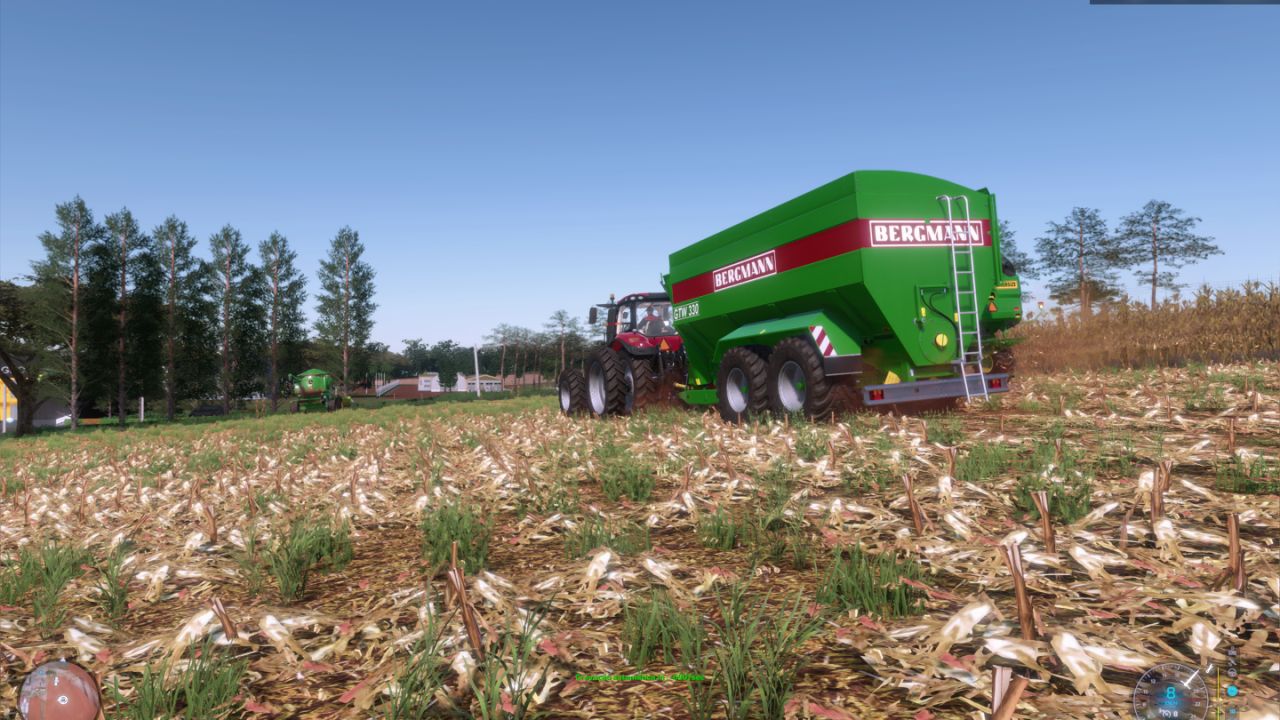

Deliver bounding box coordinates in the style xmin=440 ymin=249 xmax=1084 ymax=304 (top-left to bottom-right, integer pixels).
xmin=453 ymin=374 xmax=503 ymax=393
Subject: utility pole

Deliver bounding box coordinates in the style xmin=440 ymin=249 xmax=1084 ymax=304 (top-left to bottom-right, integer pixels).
xmin=473 ymin=346 xmax=481 ymax=397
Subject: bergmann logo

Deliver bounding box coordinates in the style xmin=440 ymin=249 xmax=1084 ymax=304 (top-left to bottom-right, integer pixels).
xmin=712 ymin=250 xmax=777 ymax=291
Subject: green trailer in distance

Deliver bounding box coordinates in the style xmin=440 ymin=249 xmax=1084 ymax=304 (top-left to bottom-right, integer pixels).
xmin=662 ymin=170 xmax=1023 ymax=422
xmin=288 ymin=369 xmax=348 ymax=413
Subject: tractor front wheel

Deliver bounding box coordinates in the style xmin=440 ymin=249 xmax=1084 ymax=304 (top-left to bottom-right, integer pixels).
xmin=558 ymin=369 xmax=587 ymax=415
xmin=587 ymin=347 xmax=628 ymax=417
xmin=767 ymin=337 xmax=834 ymax=420
xmin=716 ymin=347 xmax=768 ymax=423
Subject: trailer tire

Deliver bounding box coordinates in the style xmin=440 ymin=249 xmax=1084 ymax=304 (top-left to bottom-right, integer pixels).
xmin=992 ymin=348 xmax=1015 ymax=375
xmin=587 ymin=347 xmax=628 ymax=417
xmin=716 ymin=347 xmax=768 ymax=423
xmin=558 ymin=369 xmax=588 ymax=415
xmin=767 ymin=336 xmax=835 ymax=420
xmin=627 ymin=356 xmax=657 ymax=412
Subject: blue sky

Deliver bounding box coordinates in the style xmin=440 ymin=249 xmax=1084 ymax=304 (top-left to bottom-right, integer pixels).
xmin=2 ymin=1 xmax=1277 ymax=347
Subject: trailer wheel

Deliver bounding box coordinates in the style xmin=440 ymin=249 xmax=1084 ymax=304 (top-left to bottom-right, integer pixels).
xmin=587 ymin=347 xmax=628 ymax=416
xmin=558 ymin=368 xmax=588 ymax=415
xmin=627 ymin=356 xmax=657 ymax=412
xmin=991 ymin=348 xmax=1015 ymax=375
xmin=716 ymin=347 xmax=768 ymax=423
xmin=767 ymin=337 xmax=834 ymax=420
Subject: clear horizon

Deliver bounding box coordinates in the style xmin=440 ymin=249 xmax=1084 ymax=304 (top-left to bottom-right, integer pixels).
xmin=2 ymin=1 xmax=1277 ymax=348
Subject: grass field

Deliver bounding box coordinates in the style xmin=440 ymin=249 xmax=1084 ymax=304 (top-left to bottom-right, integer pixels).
xmin=1 ymin=364 xmax=1276 ymax=718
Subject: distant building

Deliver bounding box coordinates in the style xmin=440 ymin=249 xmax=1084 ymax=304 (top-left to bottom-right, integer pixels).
xmin=503 ymin=373 xmax=547 ymax=390
xmin=375 ymin=374 xmax=444 ymax=400
xmin=454 ymin=374 xmax=503 ymax=393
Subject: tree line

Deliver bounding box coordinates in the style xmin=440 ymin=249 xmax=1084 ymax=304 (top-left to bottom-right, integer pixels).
xmin=376 ymin=312 xmax=598 ymax=389
xmin=1 ymin=196 xmax=377 ymax=435
xmin=999 ymin=199 xmax=1220 ymax=315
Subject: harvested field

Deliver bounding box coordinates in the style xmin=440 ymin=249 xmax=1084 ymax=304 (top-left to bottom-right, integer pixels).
xmin=1 ymin=366 xmax=1278 ymax=719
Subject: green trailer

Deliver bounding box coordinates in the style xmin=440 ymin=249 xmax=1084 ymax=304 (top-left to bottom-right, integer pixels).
xmin=662 ymin=170 xmax=1023 ymax=421
xmin=288 ymin=369 xmax=348 ymax=413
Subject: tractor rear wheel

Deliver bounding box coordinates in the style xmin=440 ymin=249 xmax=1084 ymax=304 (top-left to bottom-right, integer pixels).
xmin=558 ymin=368 xmax=587 ymax=415
xmin=627 ymin=356 xmax=657 ymax=412
xmin=767 ymin=337 xmax=834 ymax=420
xmin=587 ymin=347 xmax=628 ymax=417
xmin=716 ymin=347 xmax=768 ymax=423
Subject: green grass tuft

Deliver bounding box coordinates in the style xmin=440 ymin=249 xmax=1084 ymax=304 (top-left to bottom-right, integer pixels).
xmin=267 ymin=515 xmax=354 ymax=602
xmin=564 ymin=516 xmax=650 ymax=559
xmin=1013 ymin=473 xmax=1094 ymax=525
xmin=698 ymin=507 xmax=750 ymax=551
xmin=93 ymin=543 xmax=131 ymax=623
xmin=1215 ymin=454 xmax=1279 ymax=494
xmin=420 ymin=501 xmax=492 ymax=574
xmin=818 ymin=544 xmax=925 ymax=618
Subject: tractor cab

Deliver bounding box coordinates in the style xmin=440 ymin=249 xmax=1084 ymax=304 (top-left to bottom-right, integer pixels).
xmin=590 ymin=292 xmax=680 ymax=350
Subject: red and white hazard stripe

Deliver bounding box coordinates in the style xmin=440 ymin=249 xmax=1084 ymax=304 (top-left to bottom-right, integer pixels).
xmin=809 ymin=325 xmax=837 ymax=357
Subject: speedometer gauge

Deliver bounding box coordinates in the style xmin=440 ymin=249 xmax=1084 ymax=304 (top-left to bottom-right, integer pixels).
xmin=1132 ymin=663 xmax=1210 ymax=720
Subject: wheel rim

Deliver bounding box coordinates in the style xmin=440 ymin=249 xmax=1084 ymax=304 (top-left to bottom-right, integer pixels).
xmin=559 ymin=383 xmax=572 ymax=413
xmin=588 ymin=362 xmax=607 ymax=415
xmin=777 ymin=360 xmax=806 ymax=412
xmin=725 ymin=367 xmax=749 ymax=413
xmin=623 ymin=363 xmax=635 ymax=413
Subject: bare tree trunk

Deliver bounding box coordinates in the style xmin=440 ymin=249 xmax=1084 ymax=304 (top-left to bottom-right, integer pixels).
xmin=1150 ymin=219 xmax=1159 ymax=310
xmin=342 ymin=248 xmax=350 ymax=391
xmin=1077 ymin=225 xmax=1089 ymax=317
xmin=166 ymin=232 xmax=177 ymax=421
xmin=70 ymin=221 xmax=81 ymax=429
xmin=499 ymin=343 xmax=506 ymax=388
xmin=269 ymin=251 xmax=280 ymax=412
xmin=222 ymin=247 xmax=232 ymax=415
xmin=117 ymin=226 xmax=128 ymax=428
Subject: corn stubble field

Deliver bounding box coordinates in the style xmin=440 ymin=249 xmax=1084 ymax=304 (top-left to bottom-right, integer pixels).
xmin=1 ymin=364 xmax=1278 ymax=719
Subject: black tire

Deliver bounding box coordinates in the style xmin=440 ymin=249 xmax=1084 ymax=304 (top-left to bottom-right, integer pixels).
xmin=766 ymin=337 xmax=835 ymax=420
xmin=587 ymin=347 xmax=628 ymax=417
xmin=716 ymin=347 xmax=768 ymax=423
xmin=627 ymin=356 xmax=657 ymax=412
xmin=290 ymin=400 xmax=300 ymax=414
xmin=558 ymin=369 xmax=587 ymax=415
xmin=992 ymin=348 xmax=1016 ymax=375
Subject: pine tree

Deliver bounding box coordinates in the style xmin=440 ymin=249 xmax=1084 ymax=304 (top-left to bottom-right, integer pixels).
xmin=1114 ymin=200 xmax=1221 ymax=309
xmin=209 ymin=225 xmax=267 ymax=413
xmin=29 ymin=197 xmax=102 ymax=428
xmin=544 ymin=310 xmax=582 ymax=378
xmin=1034 ymin=208 xmax=1124 ymax=316
xmin=97 ymin=208 xmax=156 ymax=427
xmin=259 ymin=231 xmax=307 ymax=411
xmin=998 ymin=220 xmax=1036 ymax=279
xmin=315 ymin=227 xmax=376 ymax=391
xmin=0 ymin=282 xmax=53 ymax=436
xmin=154 ymin=216 xmax=218 ymax=420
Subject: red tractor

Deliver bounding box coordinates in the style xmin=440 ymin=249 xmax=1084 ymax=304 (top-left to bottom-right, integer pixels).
xmin=558 ymin=292 xmax=685 ymax=416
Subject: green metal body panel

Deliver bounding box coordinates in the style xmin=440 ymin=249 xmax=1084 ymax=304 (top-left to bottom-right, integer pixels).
xmin=713 ymin=311 xmax=861 ymax=367
xmin=662 ymin=170 xmax=1022 ymax=403
xmin=291 ymin=369 xmax=339 ymax=411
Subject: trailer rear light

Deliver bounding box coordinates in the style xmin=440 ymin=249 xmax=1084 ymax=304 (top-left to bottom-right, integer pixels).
xmin=988 ymin=301 xmax=998 ymax=312
xmin=869 ymin=389 xmax=885 ymax=401
xmin=989 ymin=378 xmax=1003 ymax=389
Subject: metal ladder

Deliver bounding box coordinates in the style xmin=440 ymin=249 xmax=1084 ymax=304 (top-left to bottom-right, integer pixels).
xmin=937 ymin=194 xmax=988 ymax=401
